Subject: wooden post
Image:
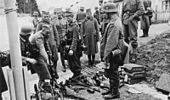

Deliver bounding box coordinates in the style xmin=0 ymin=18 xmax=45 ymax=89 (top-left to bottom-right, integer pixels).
xmin=3 ymin=0 xmax=26 ymax=100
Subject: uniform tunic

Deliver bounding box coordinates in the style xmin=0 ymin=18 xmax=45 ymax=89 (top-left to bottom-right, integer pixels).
xmin=29 ymin=31 xmax=51 ymax=80
xmin=100 ymin=17 xmax=125 ymax=89
xmin=66 ymin=22 xmax=82 ymax=76
xmin=81 ymin=16 xmax=99 ymax=55
xmin=122 ymin=0 xmax=144 ymax=43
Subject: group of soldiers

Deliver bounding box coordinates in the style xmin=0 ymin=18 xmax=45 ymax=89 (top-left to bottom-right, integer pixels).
xmin=0 ymin=0 xmax=153 ymax=99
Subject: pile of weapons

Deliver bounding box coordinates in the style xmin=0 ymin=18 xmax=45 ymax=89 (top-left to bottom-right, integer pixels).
xmin=61 ymin=63 xmax=147 ymax=97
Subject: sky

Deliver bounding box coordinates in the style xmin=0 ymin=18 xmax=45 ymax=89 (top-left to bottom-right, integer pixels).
xmin=36 ymin=0 xmax=99 ymax=13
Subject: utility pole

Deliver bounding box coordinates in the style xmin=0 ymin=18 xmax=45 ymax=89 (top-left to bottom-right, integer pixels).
xmin=3 ymin=0 xmax=26 ymax=100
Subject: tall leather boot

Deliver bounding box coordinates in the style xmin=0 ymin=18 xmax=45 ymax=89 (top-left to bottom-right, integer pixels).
xmin=88 ymin=55 xmax=92 ymax=66
xmin=104 ymin=79 xmax=120 ymax=99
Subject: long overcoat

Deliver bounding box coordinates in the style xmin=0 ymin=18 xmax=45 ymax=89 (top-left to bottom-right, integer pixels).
xmin=81 ymin=16 xmax=99 ymax=55
xmin=140 ymin=0 xmax=152 ymax=29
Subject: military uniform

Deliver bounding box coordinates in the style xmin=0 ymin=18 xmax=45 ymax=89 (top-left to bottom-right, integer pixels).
xmin=36 ymin=17 xmax=59 ymax=78
xmin=29 ymin=31 xmax=52 ymax=81
xmin=81 ymin=9 xmax=99 ymax=65
xmin=140 ymin=0 xmax=152 ymax=37
xmin=55 ymin=17 xmax=68 ymax=70
xmin=122 ymin=0 xmax=144 ymax=43
xmin=100 ymin=3 xmax=128 ymax=99
xmin=65 ymin=22 xmax=82 ymax=77
xmin=76 ymin=7 xmax=86 ymax=27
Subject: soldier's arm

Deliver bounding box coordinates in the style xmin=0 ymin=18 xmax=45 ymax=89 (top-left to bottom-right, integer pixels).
xmin=70 ymin=25 xmax=79 ymax=51
xmin=134 ymin=0 xmax=145 ymax=17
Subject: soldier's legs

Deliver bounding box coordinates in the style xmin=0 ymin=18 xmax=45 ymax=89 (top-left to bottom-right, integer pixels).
xmin=68 ymin=53 xmax=81 ymax=77
xmin=123 ymin=25 xmax=130 ymax=44
xmin=128 ymin=20 xmax=138 ymax=63
xmin=104 ymin=54 xmax=122 ymax=99
xmin=92 ymin=54 xmax=95 ymax=65
xmin=59 ymin=45 xmax=66 ymax=71
xmin=88 ymin=55 xmax=92 ymax=66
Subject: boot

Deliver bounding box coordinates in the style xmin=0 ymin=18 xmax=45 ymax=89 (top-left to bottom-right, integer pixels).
xmin=88 ymin=55 xmax=92 ymax=66
xmin=91 ymin=55 xmax=95 ymax=66
xmin=104 ymin=80 xmax=120 ymax=99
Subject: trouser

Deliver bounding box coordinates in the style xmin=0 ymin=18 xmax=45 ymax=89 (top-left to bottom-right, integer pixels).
xmin=67 ymin=51 xmax=81 ymax=77
xmin=59 ymin=44 xmax=66 ymax=68
xmin=88 ymin=54 xmax=95 ymax=65
xmin=104 ymin=53 xmax=122 ymax=93
xmin=123 ymin=20 xmax=138 ymax=44
xmin=32 ymin=57 xmax=51 ymax=81
xmin=143 ymin=28 xmax=149 ymax=36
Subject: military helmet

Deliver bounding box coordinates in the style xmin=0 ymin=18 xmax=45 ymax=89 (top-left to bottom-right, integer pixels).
xmin=20 ymin=23 xmax=33 ymax=35
xmin=65 ymin=8 xmax=73 ymax=17
xmin=102 ymin=3 xmax=118 ymax=13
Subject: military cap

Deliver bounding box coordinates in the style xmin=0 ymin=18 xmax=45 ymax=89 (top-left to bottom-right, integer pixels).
xmin=54 ymin=8 xmax=62 ymax=13
xmin=33 ymin=11 xmax=38 ymax=15
xmin=86 ymin=8 xmax=92 ymax=13
xmin=20 ymin=24 xmax=33 ymax=35
xmin=65 ymin=8 xmax=73 ymax=17
xmin=80 ymin=6 xmax=84 ymax=10
xmin=102 ymin=3 xmax=118 ymax=13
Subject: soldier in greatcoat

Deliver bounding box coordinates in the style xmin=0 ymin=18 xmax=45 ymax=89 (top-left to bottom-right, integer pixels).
xmin=100 ymin=3 xmax=128 ymax=99
xmin=140 ymin=0 xmax=152 ymax=37
xmin=81 ymin=9 xmax=99 ymax=66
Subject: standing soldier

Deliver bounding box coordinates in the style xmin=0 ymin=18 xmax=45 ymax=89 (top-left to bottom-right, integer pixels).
xmin=122 ymin=0 xmax=144 ymax=62
xmin=32 ymin=11 xmax=39 ymax=29
xmin=140 ymin=0 xmax=152 ymax=38
xmin=64 ymin=9 xmax=82 ymax=78
xmin=93 ymin=7 xmax=100 ymax=24
xmin=81 ymin=9 xmax=99 ymax=66
xmin=29 ymin=24 xmax=52 ymax=92
xmin=100 ymin=3 xmax=127 ymax=99
xmin=76 ymin=7 xmax=86 ymax=28
xmin=54 ymin=8 xmax=68 ymax=72
xmin=36 ymin=11 xmax=59 ymax=78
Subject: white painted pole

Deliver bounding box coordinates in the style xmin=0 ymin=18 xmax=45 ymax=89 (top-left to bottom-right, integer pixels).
xmin=3 ymin=0 xmax=26 ymax=100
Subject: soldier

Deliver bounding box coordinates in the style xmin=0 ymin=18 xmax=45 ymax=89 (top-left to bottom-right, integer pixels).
xmin=54 ymin=8 xmax=68 ymax=72
xmin=32 ymin=11 xmax=39 ymax=29
xmin=93 ymin=7 xmax=100 ymax=24
xmin=36 ymin=11 xmax=59 ymax=78
xmin=122 ymin=0 xmax=144 ymax=62
xmin=81 ymin=9 xmax=99 ymax=66
xmin=100 ymin=3 xmax=128 ymax=99
xmin=140 ymin=0 xmax=152 ymax=37
xmin=76 ymin=7 xmax=86 ymax=28
xmin=29 ymin=24 xmax=52 ymax=92
xmin=64 ymin=9 xmax=82 ymax=78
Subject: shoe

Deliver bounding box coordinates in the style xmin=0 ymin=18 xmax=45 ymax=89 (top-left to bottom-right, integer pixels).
xmin=104 ymin=93 xmax=120 ymax=99
xmin=102 ymin=89 xmax=111 ymax=95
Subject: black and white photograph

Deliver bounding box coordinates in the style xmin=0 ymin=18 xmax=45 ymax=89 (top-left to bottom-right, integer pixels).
xmin=0 ymin=0 xmax=170 ymax=100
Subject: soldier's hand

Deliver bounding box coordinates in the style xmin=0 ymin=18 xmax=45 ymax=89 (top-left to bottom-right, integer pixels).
xmin=68 ymin=50 xmax=73 ymax=55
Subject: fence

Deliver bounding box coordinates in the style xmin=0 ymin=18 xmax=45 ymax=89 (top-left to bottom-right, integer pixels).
xmin=153 ymin=11 xmax=170 ymax=23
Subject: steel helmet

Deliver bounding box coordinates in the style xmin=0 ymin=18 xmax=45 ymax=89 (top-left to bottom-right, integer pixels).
xmin=102 ymin=3 xmax=118 ymax=13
